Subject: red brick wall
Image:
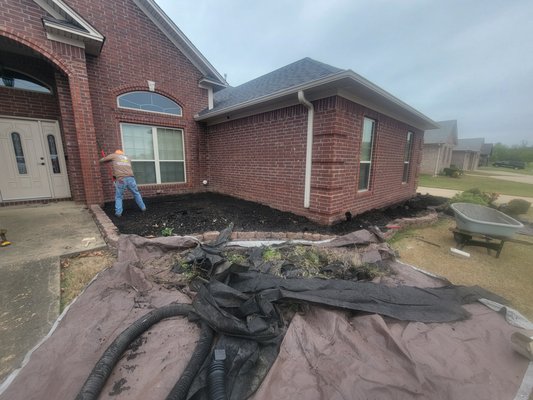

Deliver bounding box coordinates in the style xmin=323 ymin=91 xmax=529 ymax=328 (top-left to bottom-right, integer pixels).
xmin=206 ymin=104 xmax=309 ymax=214
xmin=0 ymin=54 xmax=59 ymax=119
xmin=1 ymin=0 xmax=210 ymax=204
xmin=332 ymin=97 xmax=423 ymax=223
xmin=206 ymin=96 xmax=423 ymax=224
xmin=2 ymin=1 xmax=423 ymax=221
xmin=69 ymin=0 xmax=210 ymax=202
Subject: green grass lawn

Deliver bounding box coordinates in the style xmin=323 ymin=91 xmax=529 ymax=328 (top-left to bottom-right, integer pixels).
xmin=418 ymin=174 xmax=533 ymax=197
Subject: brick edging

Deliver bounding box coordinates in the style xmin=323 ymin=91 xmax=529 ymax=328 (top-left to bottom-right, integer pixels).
xmin=89 ymin=205 xmax=438 ymax=248
xmin=382 ymin=211 xmax=439 ymax=240
xmin=89 ymin=205 xmax=120 ymax=248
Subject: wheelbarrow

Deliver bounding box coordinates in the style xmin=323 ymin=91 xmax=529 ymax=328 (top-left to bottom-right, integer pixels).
xmin=449 ymin=203 xmax=531 ymax=258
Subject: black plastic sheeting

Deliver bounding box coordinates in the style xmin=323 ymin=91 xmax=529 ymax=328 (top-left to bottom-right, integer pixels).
xmin=175 ymin=227 xmax=507 ymax=400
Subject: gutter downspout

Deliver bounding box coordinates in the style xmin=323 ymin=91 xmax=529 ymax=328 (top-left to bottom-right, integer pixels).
xmin=298 ymin=90 xmax=314 ymax=208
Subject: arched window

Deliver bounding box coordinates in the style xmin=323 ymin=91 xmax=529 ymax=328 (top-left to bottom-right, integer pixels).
xmin=117 ymin=91 xmax=182 ymax=116
xmin=0 ymin=68 xmax=51 ymax=94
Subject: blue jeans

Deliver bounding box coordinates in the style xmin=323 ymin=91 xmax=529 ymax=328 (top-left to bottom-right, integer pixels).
xmin=114 ymin=176 xmax=146 ymax=216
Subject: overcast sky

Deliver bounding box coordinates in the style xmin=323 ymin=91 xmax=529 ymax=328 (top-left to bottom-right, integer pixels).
xmin=156 ymin=0 xmax=532 ymax=146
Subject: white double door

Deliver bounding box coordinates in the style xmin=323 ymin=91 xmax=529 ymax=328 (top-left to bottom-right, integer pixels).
xmin=0 ymin=118 xmax=70 ymax=201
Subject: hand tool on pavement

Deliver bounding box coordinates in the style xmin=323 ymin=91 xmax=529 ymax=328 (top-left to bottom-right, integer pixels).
xmin=0 ymin=228 xmax=11 ymax=247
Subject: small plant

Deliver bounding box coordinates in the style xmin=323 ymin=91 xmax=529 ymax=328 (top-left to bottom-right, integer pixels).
xmin=161 ymin=227 xmax=174 ymax=236
xmin=224 ymin=251 xmax=247 ymax=264
xmin=504 ymin=199 xmax=531 ymax=215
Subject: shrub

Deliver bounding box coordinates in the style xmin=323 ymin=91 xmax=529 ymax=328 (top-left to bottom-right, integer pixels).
xmin=448 ymin=191 xmax=489 ymax=206
xmin=448 ymin=188 xmax=499 ymax=207
xmin=443 ymin=166 xmax=463 ymax=178
xmin=505 ymin=199 xmax=531 ymax=215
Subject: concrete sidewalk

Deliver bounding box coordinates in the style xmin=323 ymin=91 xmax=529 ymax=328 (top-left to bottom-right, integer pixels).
xmin=0 ymin=202 xmax=106 ymax=384
xmin=417 ymin=186 xmax=533 ymax=205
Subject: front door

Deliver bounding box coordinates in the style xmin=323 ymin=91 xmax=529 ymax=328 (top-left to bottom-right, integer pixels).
xmin=0 ymin=118 xmax=69 ymax=201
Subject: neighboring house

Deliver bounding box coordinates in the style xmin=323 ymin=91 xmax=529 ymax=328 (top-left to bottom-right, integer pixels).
xmin=479 ymin=143 xmax=494 ymax=167
xmin=451 ymin=138 xmax=485 ymax=171
xmin=0 ymin=0 xmax=437 ymax=225
xmin=421 ymin=120 xmax=458 ymax=175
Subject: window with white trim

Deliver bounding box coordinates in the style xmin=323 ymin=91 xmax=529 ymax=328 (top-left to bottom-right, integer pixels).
xmin=117 ymin=91 xmax=182 ymax=116
xmin=121 ymin=123 xmax=185 ymax=184
xmin=358 ymin=117 xmax=375 ymax=191
xmin=403 ymin=131 xmax=414 ymax=183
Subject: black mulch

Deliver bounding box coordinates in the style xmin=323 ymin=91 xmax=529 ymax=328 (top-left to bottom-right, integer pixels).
xmin=103 ymin=192 xmax=448 ymax=237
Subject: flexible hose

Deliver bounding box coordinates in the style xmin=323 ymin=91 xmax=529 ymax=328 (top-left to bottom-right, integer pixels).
xmin=207 ymin=349 xmax=227 ymax=400
xmin=166 ymin=322 xmax=214 ymax=400
xmin=75 ymin=303 xmax=194 ymax=400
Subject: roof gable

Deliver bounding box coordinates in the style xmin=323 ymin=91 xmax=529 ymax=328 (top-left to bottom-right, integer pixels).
xmin=424 ymin=120 xmax=458 ymax=145
xmin=33 ymin=0 xmax=226 ymax=86
xmin=33 ymin=0 xmax=105 ymax=55
xmin=196 ymin=58 xmax=437 ymax=130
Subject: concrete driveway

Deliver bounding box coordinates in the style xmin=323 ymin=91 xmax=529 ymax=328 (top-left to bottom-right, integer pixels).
xmin=0 ymin=202 xmax=106 ymax=384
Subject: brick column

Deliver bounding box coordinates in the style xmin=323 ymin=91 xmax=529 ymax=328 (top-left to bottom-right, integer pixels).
xmin=67 ymin=59 xmax=104 ymax=205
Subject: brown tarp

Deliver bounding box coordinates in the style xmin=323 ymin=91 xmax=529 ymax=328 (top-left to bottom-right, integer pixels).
xmin=0 ymin=234 xmax=530 ymax=400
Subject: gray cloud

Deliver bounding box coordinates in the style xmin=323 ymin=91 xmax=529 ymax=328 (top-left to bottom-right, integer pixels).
xmin=158 ymin=0 xmax=533 ymax=145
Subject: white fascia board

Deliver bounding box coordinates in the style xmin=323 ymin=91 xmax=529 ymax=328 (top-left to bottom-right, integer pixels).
xmin=199 ymin=77 xmax=228 ymax=89
xmin=196 ymin=71 xmax=438 ymax=130
xmin=343 ymin=70 xmax=438 ymax=129
xmin=33 ymin=0 xmax=104 ymax=41
xmin=337 ymin=89 xmax=436 ymax=131
xmin=195 ymin=72 xmax=351 ymax=120
xmin=133 ymin=0 xmax=226 ymax=85
xmin=45 ymin=32 xmax=85 ymax=49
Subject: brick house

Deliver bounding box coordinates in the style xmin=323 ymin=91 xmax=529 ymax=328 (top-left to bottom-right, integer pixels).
xmin=451 ymin=138 xmax=485 ymax=171
xmin=420 ymin=120 xmax=458 ymax=175
xmin=0 ymin=0 xmax=437 ymax=225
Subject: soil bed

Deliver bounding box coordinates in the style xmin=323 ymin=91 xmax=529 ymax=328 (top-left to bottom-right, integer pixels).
xmin=104 ymin=192 xmax=448 ymax=237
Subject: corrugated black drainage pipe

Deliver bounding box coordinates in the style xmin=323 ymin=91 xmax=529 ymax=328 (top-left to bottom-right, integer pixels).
xmin=208 ymin=348 xmax=227 ymax=400
xmin=166 ymin=321 xmax=214 ymax=400
xmin=75 ymin=303 xmax=194 ymax=400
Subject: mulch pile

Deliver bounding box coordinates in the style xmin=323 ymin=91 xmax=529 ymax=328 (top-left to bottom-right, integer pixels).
xmin=104 ymin=192 xmax=448 ymax=237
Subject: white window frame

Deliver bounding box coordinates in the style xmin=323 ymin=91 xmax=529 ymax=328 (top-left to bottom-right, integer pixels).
xmin=117 ymin=91 xmax=183 ymax=117
xmin=120 ymin=123 xmax=186 ymax=184
xmin=358 ymin=117 xmax=376 ymax=192
xmin=403 ymin=131 xmax=414 ymax=183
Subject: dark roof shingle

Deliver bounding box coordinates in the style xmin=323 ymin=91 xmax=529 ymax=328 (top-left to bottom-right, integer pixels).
xmin=201 ymin=58 xmax=343 ymax=115
xmin=455 ymin=138 xmax=485 ymax=152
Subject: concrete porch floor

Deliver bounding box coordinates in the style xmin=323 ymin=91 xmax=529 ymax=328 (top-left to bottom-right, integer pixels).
xmin=0 ymin=202 xmax=106 ymax=384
